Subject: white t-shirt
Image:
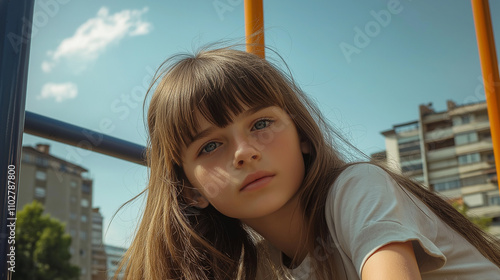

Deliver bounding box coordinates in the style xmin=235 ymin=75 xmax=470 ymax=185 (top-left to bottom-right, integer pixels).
xmin=261 ymin=163 xmax=500 ymax=279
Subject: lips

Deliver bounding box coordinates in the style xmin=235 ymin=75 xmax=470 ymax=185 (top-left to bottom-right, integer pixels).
xmin=240 ymin=171 xmax=275 ymax=191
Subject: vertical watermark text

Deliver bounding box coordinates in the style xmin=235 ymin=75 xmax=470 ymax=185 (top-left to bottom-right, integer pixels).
xmin=6 ymin=164 xmax=17 ymax=272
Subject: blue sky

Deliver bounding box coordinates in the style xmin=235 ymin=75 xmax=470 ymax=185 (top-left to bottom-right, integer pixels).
xmin=22 ymin=0 xmax=500 ymax=248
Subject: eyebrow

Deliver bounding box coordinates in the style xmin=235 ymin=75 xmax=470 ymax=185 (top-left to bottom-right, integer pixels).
xmin=190 ymin=105 xmax=270 ymax=145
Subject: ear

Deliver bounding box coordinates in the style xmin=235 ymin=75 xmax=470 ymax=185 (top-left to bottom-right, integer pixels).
xmin=300 ymin=139 xmax=311 ymax=154
xmin=183 ymin=185 xmax=210 ymax=209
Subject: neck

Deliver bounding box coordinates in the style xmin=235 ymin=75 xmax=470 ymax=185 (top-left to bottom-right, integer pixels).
xmin=242 ymin=193 xmax=309 ymax=265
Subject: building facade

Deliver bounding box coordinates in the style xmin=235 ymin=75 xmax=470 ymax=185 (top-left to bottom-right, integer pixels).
xmin=105 ymin=245 xmax=127 ymax=280
xmin=19 ymin=144 xmax=93 ymax=280
xmin=91 ymin=208 xmax=107 ymax=280
xmin=381 ymin=100 xmax=500 ymax=237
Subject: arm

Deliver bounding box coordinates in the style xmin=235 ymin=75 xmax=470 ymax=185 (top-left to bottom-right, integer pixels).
xmin=361 ymin=241 xmax=422 ymax=280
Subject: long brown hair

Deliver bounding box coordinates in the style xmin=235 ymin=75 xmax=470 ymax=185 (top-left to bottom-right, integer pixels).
xmin=118 ymin=46 xmax=500 ymax=279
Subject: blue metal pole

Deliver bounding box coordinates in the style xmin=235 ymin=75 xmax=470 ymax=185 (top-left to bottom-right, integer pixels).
xmin=0 ymin=0 xmax=35 ymax=278
xmin=24 ymin=111 xmax=147 ymax=165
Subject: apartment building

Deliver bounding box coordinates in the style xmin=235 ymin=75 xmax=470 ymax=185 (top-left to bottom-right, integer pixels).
xmin=91 ymin=208 xmax=107 ymax=280
xmin=381 ymin=100 xmax=500 ymax=237
xmin=19 ymin=144 xmax=93 ymax=280
xmin=105 ymin=244 xmax=127 ymax=280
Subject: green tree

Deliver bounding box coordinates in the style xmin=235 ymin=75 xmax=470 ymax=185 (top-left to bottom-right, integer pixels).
xmin=15 ymin=201 xmax=80 ymax=280
xmin=452 ymin=201 xmax=492 ymax=231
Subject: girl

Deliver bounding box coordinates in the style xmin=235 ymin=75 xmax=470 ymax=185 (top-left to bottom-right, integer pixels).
xmin=118 ymin=46 xmax=500 ymax=279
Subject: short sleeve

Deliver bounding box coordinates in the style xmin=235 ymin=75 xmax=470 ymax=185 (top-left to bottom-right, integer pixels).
xmin=325 ymin=164 xmax=446 ymax=277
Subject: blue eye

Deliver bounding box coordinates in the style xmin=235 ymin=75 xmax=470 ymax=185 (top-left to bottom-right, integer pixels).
xmin=253 ymin=119 xmax=273 ymax=130
xmin=200 ymin=142 xmax=220 ymax=155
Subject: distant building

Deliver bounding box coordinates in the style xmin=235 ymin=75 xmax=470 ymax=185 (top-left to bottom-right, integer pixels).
xmin=19 ymin=144 xmax=93 ymax=280
xmin=105 ymin=245 xmax=127 ymax=280
xmin=370 ymin=150 xmax=387 ymax=165
xmin=91 ymin=208 xmax=107 ymax=280
xmin=381 ymin=100 xmax=500 ymax=237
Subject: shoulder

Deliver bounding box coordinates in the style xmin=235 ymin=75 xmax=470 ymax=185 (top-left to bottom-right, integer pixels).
xmin=336 ymin=162 xmax=392 ymax=181
xmin=326 ymin=162 xmax=424 ymax=221
xmin=330 ymin=163 xmax=398 ymax=197
xmin=324 ymin=163 xmax=447 ymax=275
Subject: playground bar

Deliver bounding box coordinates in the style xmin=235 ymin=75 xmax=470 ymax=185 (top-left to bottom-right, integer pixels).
xmin=0 ymin=0 xmax=35 ymax=279
xmin=24 ymin=111 xmax=146 ymax=166
xmin=244 ymin=0 xmax=265 ymax=58
xmin=471 ymin=0 xmax=500 ymax=193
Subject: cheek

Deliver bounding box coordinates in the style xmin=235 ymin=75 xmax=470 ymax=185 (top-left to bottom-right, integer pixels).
xmin=193 ymin=165 xmax=237 ymax=199
xmin=254 ymin=126 xmax=298 ymax=153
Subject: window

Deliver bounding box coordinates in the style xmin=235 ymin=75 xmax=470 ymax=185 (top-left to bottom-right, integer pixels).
xmin=463 ymin=193 xmax=485 ymax=208
xmin=453 ymin=114 xmax=472 ymax=126
xmin=398 ymin=140 xmax=420 ymax=154
xmin=397 ymin=135 xmax=420 ymax=144
xmin=487 ymin=154 xmax=495 ymax=162
xmin=80 ymin=249 xmax=85 ymax=256
xmin=92 ymin=215 xmax=102 ymax=223
xmin=80 ymin=231 xmax=87 ymax=240
xmin=434 ymin=179 xmax=461 ymax=192
xmin=455 ymin=132 xmax=478 ymax=146
xmin=70 ymin=196 xmax=76 ymax=203
xmin=81 ymin=198 xmax=89 ymax=208
xmin=70 ymin=180 xmax=77 ymax=188
xmin=402 ymin=163 xmax=423 ymax=172
xmin=400 ymin=154 xmax=421 ymax=162
xmin=35 ymin=157 xmax=48 ymax=167
xmin=70 ymin=213 xmax=77 ymax=220
xmin=34 ymin=187 xmax=46 ymax=198
xmin=35 ymin=170 xmax=47 ymax=180
xmin=81 ymin=215 xmax=87 ymax=223
xmin=461 ymin=175 xmax=486 ymax=187
xmin=81 ymin=182 xmax=91 ymax=194
xmin=458 ymin=153 xmax=481 ymax=165
xmin=22 ymin=153 xmax=32 ymax=163
xmin=489 ymin=195 xmax=500 ymax=206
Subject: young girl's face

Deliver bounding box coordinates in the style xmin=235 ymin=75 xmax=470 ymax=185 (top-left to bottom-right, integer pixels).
xmin=181 ymin=105 xmax=309 ymax=220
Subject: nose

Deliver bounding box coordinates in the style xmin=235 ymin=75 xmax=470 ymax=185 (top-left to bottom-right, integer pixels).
xmin=233 ymin=138 xmax=261 ymax=168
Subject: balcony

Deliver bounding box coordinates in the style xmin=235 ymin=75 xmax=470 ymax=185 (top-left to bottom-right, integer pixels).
xmin=425 ymin=128 xmax=453 ymax=142
xmin=428 ymin=158 xmax=458 ymax=170
xmin=422 ymin=113 xmax=449 ymax=123
xmin=455 ymin=139 xmax=493 ymax=155
xmin=448 ymin=102 xmax=487 ymax=115
xmin=428 ymin=167 xmax=460 ymax=181
xmin=458 ymin=161 xmax=494 ymax=174
xmin=452 ymin=119 xmax=490 ymax=134
xmin=427 ymin=146 xmax=456 ymax=162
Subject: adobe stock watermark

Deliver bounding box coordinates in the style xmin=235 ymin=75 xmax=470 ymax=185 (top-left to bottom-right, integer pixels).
xmin=464 ymin=74 xmax=500 ymax=105
xmin=339 ymin=0 xmax=411 ymax=63
xmin=8 ymin=0 xmax=71 ymax=54
xmin=212 ymin=0 xmax=242 ymax=21
xmin=52 ymin=65 xmax=155 ymax=181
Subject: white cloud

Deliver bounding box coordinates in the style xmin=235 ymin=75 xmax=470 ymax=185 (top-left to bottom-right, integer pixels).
xmin=42 ymin=6 xmax=152 ymax=73
xmin=39 ymin=82 xmax=78 ymax=102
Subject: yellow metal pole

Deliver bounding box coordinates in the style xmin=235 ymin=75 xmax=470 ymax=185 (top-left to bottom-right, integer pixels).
xmin=244 ymin=0 xmax=265 ymax=58
xmin=471 ymin=0 xmax=500 ymax=193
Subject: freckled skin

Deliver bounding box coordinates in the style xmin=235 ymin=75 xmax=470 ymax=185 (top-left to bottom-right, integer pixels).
xmin=181 ymin=106 xmax=308 ymax=220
